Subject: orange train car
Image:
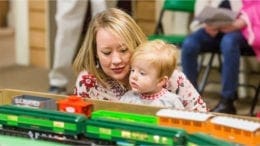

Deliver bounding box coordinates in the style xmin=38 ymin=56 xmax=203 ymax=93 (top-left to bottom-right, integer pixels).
xmin=57 ymin=95 xmax=93 ymax=117
xmin=156 ymin=109 xmax=260 ymax=145
xmin=156 ymin=109 xmax=213 ymax=134
xmin=209 ymin=116 xmax=260 ymax=146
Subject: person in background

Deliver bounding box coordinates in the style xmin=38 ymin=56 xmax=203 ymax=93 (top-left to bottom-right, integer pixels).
xmin=181 ymin=0 xmax=259 ymax=114
xmin=48 ymin=0 xmax=107 ymax=94
xmin=119 ymin=40 xmax=184 ymax=110
xmin=227 ymin=0 xmax=260 ymax=61
xmin=73 ymin=8 xmax=207 ymax=112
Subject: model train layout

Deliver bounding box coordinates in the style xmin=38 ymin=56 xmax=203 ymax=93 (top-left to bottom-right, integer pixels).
xmin=0 ymin=94 xmax=259 ymax=145
xmin=0 ymin=104 xmax=188 ymax=145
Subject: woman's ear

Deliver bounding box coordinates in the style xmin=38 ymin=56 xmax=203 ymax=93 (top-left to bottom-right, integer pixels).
xmin=95 ymin=57 xmax=100 ymax=69
xmin=157 ymin=76 xmax=168 ymax=88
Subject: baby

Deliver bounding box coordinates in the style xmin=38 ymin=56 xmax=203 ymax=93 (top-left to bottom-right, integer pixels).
xmin=120 ymin=40 xmax=184 ymax=109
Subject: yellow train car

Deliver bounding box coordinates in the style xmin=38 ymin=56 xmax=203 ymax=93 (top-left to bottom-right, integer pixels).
xmin=209 ymin=116 xmax=260 ymax=146
xmin=156 ymin=109 xmax=213 ymax=134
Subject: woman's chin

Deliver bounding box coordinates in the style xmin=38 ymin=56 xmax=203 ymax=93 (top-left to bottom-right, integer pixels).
xmin=112 ymin=74 xmax=130 ymax=84
xmin=110 ymin=74 xmax=126 ymax=81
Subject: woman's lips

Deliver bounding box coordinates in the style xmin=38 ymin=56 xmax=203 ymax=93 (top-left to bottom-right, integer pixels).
xmin=112 ymin=67 xmax=124 ymax=74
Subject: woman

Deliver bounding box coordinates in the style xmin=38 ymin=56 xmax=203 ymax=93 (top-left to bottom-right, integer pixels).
xmin=73 ymin=8 xmax=207 ymax=112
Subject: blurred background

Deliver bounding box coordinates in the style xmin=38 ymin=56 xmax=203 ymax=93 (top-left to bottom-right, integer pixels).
xmin=0 ymin=0 xmax=192 ymax=92
xmin=0 ymin=0 xmax=259 ymax=116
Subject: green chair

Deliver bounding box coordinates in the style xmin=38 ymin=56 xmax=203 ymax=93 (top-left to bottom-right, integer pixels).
xmin=148 ymin=0 xmax=195 ymax=46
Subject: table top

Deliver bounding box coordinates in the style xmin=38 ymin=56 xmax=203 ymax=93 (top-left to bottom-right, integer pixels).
xmin=0 ymin=134 xmax=67 ymax=146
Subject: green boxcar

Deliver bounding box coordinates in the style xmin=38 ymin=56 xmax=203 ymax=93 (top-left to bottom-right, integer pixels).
xmin=187 ymin=133 xmax=236 ymax=146
xmin=85 ymin=118 xmax=187 ymax=145
xmin=0 ymin=105 xmax=86 ymax=136
xmin=91 ymin=110 xmax=158 ymax=125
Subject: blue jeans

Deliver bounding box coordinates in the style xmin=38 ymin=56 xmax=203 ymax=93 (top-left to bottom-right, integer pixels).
xmin=181 ymin=28 xmax=250 ymax=100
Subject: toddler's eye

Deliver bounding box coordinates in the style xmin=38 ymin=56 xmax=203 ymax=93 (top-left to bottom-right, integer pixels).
xmin=140 ymin=71 xmax=146 ymax=76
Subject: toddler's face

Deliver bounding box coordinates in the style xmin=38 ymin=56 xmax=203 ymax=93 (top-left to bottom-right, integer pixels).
xmin=129 ymin=60 xmax=161 ymax=95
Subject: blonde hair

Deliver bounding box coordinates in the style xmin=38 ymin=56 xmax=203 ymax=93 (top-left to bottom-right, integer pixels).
xmin=131 ymin=40 xmax=179 ymax=78
xmin=73 ymin=8 xmax=146 ymax=87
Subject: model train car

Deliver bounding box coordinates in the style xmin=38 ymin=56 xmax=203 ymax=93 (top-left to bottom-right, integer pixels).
xmin=57 ymin=95 xmax=93 ymax=117
xmin=186 ymin=132 xmax=234 ymax=146
xmin=12 ymin=95 xmax=57 ymax=109
xmin=86 ymin=118 xmax=186 ymax=145
xmin=91 ymin=110 xmax=157 ymax=125
xmin=0 ymin=105 xmax=86 ymax=137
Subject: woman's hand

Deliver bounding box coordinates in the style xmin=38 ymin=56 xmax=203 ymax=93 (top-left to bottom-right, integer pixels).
xmin=219 ymin=23 xmax=236 ymax=33
xmin=220 ymin=18 xmax=247 ymax=33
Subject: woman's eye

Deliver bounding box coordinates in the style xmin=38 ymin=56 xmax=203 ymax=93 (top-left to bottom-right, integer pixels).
xmin=120 ymin=47 xmax=128 ymax=53
xmin=102 ymin=51 xmax=111 ymax=55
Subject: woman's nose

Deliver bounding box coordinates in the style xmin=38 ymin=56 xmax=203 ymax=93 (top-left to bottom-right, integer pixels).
xmin=111 ymin=52 xmax=122 ymax=64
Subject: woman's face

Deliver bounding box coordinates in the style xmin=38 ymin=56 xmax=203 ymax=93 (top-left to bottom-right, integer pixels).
xmin=96 ymin=28 xmax=131 ymax=83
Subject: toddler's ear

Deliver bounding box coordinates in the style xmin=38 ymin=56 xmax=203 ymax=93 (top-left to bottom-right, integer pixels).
xmin=157 ymin=76 xmax=168 ymax=88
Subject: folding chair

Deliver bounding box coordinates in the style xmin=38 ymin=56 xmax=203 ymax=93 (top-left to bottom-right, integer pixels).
xmin=250 ymin=82 xmax=259 ymax=116
xmin=198 ymin=47 xmax=260 ymax=116
xmin=148 ymin=0 xmax=195 ymax=46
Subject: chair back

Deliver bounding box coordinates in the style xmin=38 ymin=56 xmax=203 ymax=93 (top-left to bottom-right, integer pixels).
xmin=163 ymin=0 xmax=195 ymax=12
xmin=148 ymin=0 xmax=196 ymax=45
